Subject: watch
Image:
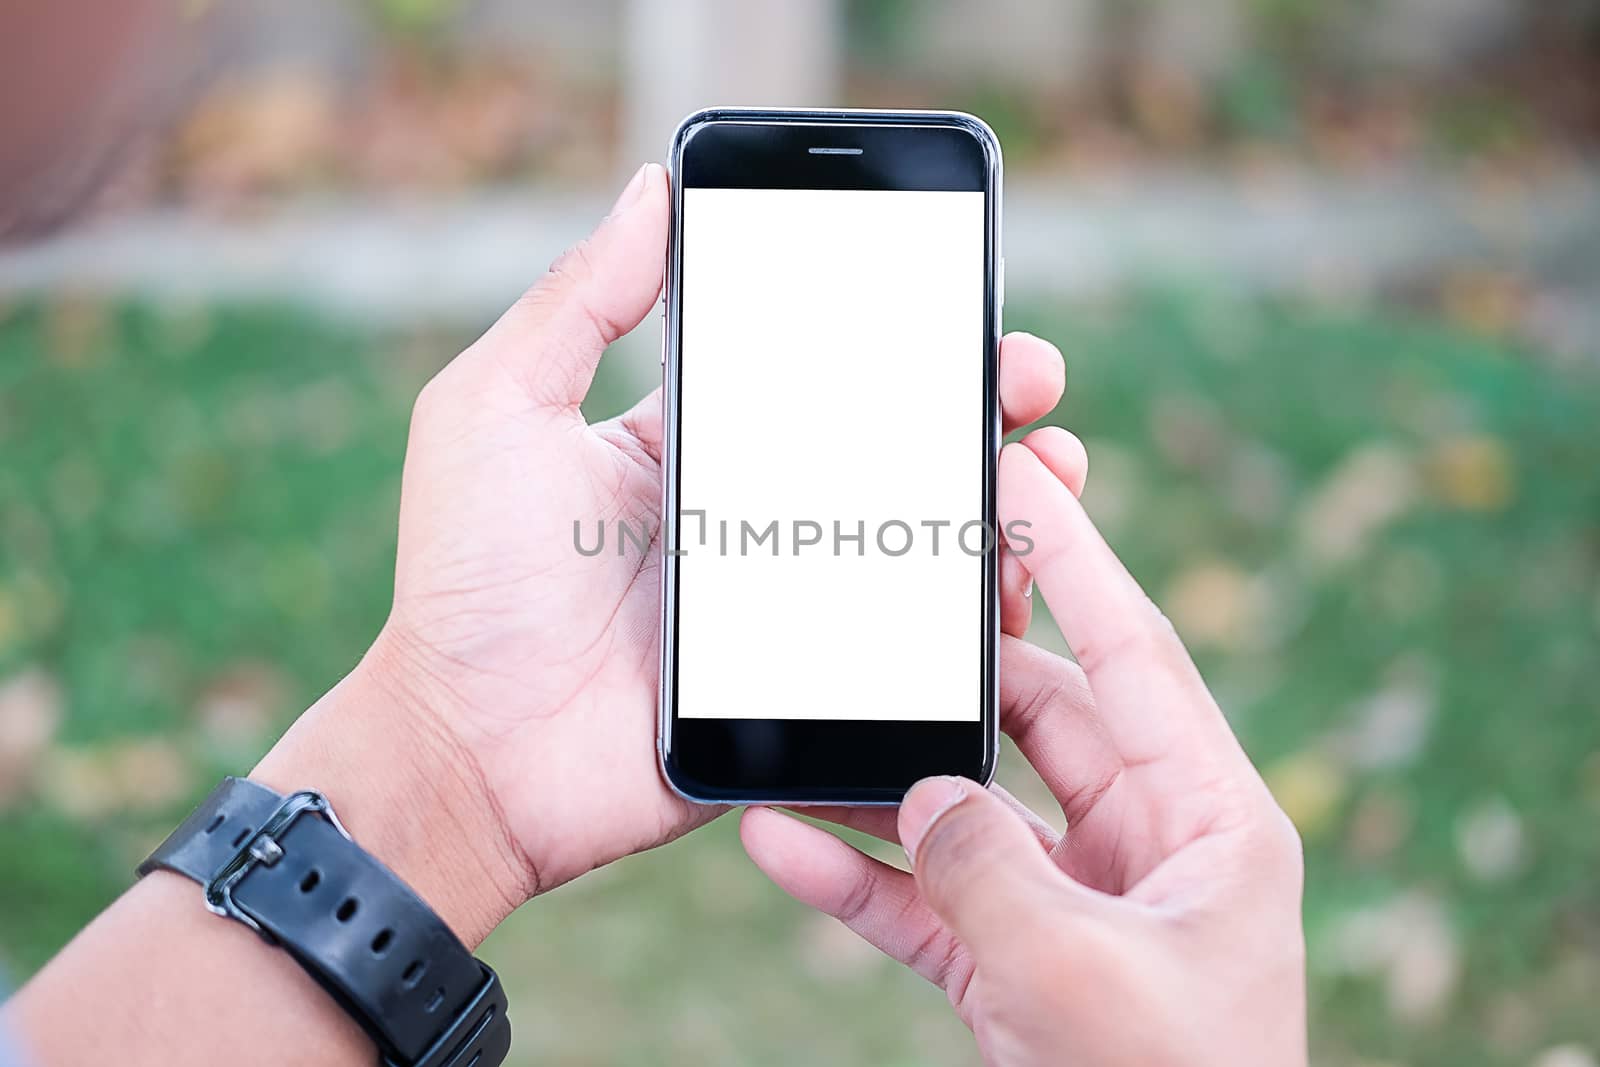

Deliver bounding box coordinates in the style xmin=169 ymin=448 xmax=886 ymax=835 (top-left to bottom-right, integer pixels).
xmin=139 ymin=776 xmax=512 ymax=1067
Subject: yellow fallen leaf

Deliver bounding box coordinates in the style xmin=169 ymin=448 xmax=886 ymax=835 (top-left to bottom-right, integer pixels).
xmin=42 ymin=738 xmax=195 ymax=820
xmin=1163 ymin=559 xmax=1269 ymax=652
xmin=1265 ymin=749 xmax=1347 ymax=839
xmin=44 ymin=293 xmax=110 ymax=370
xmin=1426 ymin=434 xmax=1514 ymax=512
xmin=1440 ymin=269 xmax=1526 ymax=338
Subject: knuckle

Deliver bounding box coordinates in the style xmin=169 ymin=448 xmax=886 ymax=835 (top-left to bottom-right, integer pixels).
xmin=1242 ymin=797 xmax=1306 ymax=888
xmin=1058 ymin=764 xmax=1122 ymax=829
xmin=1073 ymin=623 xmax=1152 ymax=677
xmin=1144 ymin=607 xmax=1188 ymax=662
xmin=906 ymin=924 xmax=966 ymax=988
xmin=516 ymin=237 xmax=624 ymax=356
xmin=542 ymin=237 xmax=599 ymax=297
xmin=832 ymin=865 xmax=879 ymax=925
xmin=1264 ymin=804 xmax=1307 ymax=882
xmin=408 ymin=355 xmax=478 ymax=432
xmin=1009 ymin=673 xmax=1065 ymax=741
xmin=1074 ymin=599 xmax=1196 ymax=682
xmin=1005 ymin=646 xmax=1091 ymax=740
xmin=505 ymin=238 xmax=595 ymax=334
xmin=409 ymin=367 xmax=450 ymax=429
xmin=511 ymin=272 xmax=563 ymax=328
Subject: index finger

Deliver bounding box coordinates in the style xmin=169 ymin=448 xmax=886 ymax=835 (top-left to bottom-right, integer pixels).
xmin=998 ymin=442 xmax=1253 ymax=793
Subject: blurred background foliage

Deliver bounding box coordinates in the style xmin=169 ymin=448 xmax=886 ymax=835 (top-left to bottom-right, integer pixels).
xmin=2 ymin=1 xmax=1600 ymax=1065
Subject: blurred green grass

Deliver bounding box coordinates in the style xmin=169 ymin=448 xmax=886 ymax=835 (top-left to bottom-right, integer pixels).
xmin=1 ymin=294 xmax=1597 ymax=1065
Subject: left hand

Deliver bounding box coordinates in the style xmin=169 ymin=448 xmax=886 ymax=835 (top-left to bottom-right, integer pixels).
xmin=254 ymin=162 xmax=1069 ymax=942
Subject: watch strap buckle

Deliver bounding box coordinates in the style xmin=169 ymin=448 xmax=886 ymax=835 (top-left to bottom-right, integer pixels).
xmin=203 ymin=789 xmax=351 ymax=937
xmin=141 ymin=777 xmax=512 ymax=1067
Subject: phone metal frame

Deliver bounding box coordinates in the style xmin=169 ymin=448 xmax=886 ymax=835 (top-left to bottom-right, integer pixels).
xmin=657 ymin=107 xmax=1003 ymax=806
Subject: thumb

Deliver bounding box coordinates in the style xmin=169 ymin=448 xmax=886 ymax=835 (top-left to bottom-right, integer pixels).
xmin=900 ymin=777 xmax=1082 ymax=964
xmin=474 ymin=161 xmax=668 ymax=410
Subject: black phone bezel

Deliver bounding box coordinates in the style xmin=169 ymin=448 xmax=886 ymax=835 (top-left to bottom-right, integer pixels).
xmin=658 ymin=108 xmax=1002 ymax=805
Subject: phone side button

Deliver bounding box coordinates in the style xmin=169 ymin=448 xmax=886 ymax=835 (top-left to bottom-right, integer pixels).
xmin=659 ymin=313 xmax=667 ymax=366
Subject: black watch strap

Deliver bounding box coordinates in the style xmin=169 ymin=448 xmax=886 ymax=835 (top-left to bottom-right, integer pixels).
xmin=139 ymin=777 xmax=511 ymax=1067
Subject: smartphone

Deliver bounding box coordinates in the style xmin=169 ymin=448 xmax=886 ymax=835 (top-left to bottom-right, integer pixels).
xmin=658 ymin=108 xmax=1002 ymax=805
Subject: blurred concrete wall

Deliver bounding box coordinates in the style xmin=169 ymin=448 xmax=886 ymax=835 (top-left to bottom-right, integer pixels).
xmin=202 ymin=0 xmax=1536 ymax=94
xmin=619 ymin=0 xmax=841 ymax=167
xmin=865 ymin=0 xmax=1524 ymax=84
xmin=1356 ymin=0 xmax=1524 ymax=70
xmin=174 ymin=0 xmax=1535 ymax=172
xmin=889 ymin=0 xmax=1100 ymax=90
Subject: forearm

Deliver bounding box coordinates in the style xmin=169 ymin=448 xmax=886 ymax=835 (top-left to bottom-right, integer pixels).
xmin=2 ymin=644 xmax=527 ymax=1067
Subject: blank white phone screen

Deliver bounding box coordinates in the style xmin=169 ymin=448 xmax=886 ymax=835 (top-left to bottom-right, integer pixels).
xmin=676 ymin=186 xmax=986 ymax=721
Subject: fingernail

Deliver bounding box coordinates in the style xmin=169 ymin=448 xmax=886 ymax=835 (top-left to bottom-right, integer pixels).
xmin=901 ymin=776 xmax=968 ymax=865
xmin=1023 ymin=576 xmax=1034 ymax=599
xmin=609 ymin=162 xmax=654 ymax=217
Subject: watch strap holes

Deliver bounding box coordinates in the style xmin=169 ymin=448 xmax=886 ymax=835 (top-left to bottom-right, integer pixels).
xmin=424 ymin=987 xmax=445 ymax=1013
xmin=299 ymin=869 xmax=321 ymax=893
xmin=335 ymin=896 xmax=359 ymax=922
xmin=230 ymin=826 xmax=253 ymax=848
xmin=370 ymin=928 xmax=394 ymax=956
xmin=204 ymin=813 xmax=226 ymax=834
xmin=402 ymin=959 xmax=426 ymax=987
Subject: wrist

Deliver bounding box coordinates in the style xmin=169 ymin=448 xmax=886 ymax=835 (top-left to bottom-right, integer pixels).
xmin=251 ymin=632 xmax=534 ymax=947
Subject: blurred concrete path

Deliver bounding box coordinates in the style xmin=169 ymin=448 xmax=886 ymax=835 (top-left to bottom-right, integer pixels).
xmin=2 ymin=168 xmax=1596 ymax=361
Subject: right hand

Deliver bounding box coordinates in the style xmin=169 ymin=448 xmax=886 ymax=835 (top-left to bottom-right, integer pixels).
xmin=741 ymin=435 xmax=1308 ymax=1066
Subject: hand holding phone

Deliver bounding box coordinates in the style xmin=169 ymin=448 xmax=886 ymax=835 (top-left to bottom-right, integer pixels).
xmin=272 ymin=158 xmax=1066 ymax=922
xmin=742 ymin=443 xmax=1309 ymax=1066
